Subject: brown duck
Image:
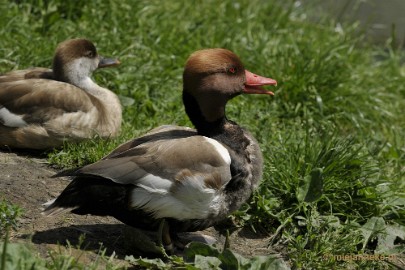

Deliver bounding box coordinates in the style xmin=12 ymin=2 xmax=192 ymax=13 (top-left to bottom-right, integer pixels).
xmin=0 ymin=38 xmax=121 ymax=150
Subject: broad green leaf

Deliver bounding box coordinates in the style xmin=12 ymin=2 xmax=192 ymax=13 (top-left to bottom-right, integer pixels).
xmin=184 ymin=242 xmax=220 ymax=262
xmin=194 ymin=255 xmax=222 ymax=269
xmin=184 ymin=243 xmax=290 ymax=270
xmin=360 ymin=217 xmax=386 ymax=250
xmin=218 ymin=248 xmax=242 ymax=269
xmin=0 ymin=242 xmax=47 ymax=270
xmin=125 ymin=255 xmax=168 ymax=269
xmin=246 ymin=255 xmax=290 ymax=270
xmin=376 ymin=223 xmax=405 ymax=254
xmin=297 ymin=168 xmax=324 ymax=203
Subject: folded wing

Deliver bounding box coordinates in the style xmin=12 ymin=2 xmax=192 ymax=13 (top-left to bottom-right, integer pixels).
xmin=49 ymin=128 xmax=232 ymax=220
xmin=0 ymin=79 xmax=97 ymax=127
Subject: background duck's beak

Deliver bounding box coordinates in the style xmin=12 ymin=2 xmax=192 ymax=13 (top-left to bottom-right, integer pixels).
xmin=98 ymin=56 xmax=121 ymax=68
xmin=243 ymin=70 xmax=277 ymax=96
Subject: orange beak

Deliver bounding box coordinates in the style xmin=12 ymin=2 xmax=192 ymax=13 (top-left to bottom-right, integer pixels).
xmin=243 ymin=70 xmax=277 ymax=96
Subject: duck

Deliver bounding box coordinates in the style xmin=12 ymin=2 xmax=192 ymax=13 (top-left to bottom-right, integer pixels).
xmin=43 ymin=48 xmax=277 ymax=252
xmin=0 ymin=38 xmax=122 ymax=150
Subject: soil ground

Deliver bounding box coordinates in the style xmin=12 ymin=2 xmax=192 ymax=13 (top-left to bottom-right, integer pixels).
xmin=0 ymin=150 xmax=283 ymax=268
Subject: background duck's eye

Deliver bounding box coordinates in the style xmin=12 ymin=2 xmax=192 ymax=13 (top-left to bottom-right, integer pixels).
xmin=228 ymin=67 xmax=236 ymax=74
xmin=85 ymin=51 xmax=94 ymax=58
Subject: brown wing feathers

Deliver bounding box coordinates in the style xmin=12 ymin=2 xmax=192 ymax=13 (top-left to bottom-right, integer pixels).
xmin=56 ymin=133 xmax=231 ymax=191
xmin=0 ymin=80 xmax=96 ymax=125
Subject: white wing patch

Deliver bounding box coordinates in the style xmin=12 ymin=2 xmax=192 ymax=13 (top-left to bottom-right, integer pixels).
xmin=0 ymin=107 xmax=27 ymax=127
xmin=203 ymin=137 xmax=231 ymax=165
xmin=130 ymin=173 xmax=223 ymax=220
xmin=137 ymin=174 xmax=172 ymax=193
xmin=129 ymin=137 xmax=230 ymax=220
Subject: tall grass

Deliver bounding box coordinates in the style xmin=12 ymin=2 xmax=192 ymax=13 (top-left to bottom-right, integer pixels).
xmin=1 ymin=0 xmax=404 ymax=268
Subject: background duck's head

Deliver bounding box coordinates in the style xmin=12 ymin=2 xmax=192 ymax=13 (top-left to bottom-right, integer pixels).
xmin=52 ymin=38 xmax=119 ymax=87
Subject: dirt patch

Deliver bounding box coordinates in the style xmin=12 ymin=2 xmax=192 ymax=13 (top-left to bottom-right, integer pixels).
xmin=0 ymin=150 xmax=281 ymax=267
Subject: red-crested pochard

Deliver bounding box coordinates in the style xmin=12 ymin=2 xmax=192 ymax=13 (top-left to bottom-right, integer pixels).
xmin=0 ymin=38 xmax=121 ymax=150
xmin=43 ymin=48 xmax=277 ymax=251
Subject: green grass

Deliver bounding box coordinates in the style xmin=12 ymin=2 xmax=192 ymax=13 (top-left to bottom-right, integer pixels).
xmin=0 ymin=198 xmax=122 ymax=269
xmin=0 ymin=200 xmax=22 ymax=236
xmin=1 ymin=0 xmax=405 ymax=269
xmin=1 ymin=232 xmax=124 ymax=270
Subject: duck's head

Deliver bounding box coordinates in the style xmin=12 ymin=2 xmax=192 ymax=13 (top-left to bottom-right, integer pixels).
xmin=183 ymin=48 xmax=277 ymax=123
xmin=52 ymin=38 xmax=120 ymax=86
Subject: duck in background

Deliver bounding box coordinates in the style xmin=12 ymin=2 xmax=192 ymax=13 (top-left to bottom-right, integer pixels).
xmin=0 ymin=38 xmax=122 ymax=150
xmin=44 ymin=48 xmax=277 ymax=252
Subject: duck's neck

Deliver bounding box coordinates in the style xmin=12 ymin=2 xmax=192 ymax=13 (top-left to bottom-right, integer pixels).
xmin=183 ymin=91 xmax=250 ymax=148
xmin=83 ymin=78 xmax=122 ymax=135
xmin=183 ymin=91 xmax=263 ymax=212
xmin=183 ymin=91 xmax=228 ymax=137
xmin=74 ymin=76 xmax=108 ymax=97
xmin=57 ymin=70 xmax=122 ymax=136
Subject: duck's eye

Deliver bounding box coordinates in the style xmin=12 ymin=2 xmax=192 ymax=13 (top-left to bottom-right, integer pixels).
xmin=85 ymin=51 xmax=95 ymax=58
xmin=228 ymin=67 xmax=237 ymax=74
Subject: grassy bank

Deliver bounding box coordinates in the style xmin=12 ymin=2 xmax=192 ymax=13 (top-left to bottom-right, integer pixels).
xmin=1 ymin=0 xmax=404 ymax=269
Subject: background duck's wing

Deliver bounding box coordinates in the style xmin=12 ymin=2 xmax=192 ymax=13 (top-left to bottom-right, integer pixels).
xmin=0 ymin=68 xmax=53 ymax=83
xmin=0 ymin=79 xmax=97 ymax=127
